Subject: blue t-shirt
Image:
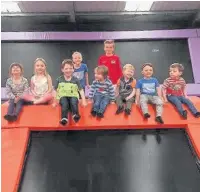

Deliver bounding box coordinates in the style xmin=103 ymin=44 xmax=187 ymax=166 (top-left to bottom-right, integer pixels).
xmin=73 ymin=63 xmax=88 ymax=89
xmin=136 ymin=77 xmax=159 ymax=96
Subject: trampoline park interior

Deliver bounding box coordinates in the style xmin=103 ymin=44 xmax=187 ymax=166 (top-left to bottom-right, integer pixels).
xmin=2 ymin=1 xmax=200 ymax=192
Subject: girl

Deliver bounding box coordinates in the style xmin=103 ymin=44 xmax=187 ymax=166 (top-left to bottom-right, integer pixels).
xmin=4 ymin=63 xmax=29 ymax=122
xmin=23 ymin=58 xmax=54 ymax=104
xmin=72 ymin=52 xmax=90 ymax=91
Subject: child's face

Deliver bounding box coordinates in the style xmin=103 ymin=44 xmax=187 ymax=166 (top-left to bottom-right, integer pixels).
xmin=95 ymin=70 xmax=104 ymax=81
xmin=104 ymin=43 xmax=114 ymax=55
xmin=169 ymin=67 xmax=182 ymax=78
xmin=11 ymin=65 xmax=22 ymax=76
xmin=62 ymin=64 xmax=74 ymax=77
xmin=142 ymin=65 xmax=153 ymax=78
xmin=123 ymin=68 xmax=134 ymax=79
xmin=35 ymin=61 xmax=46 ymax=74
xmin=72 ymin=54 xmax=82 ymax=65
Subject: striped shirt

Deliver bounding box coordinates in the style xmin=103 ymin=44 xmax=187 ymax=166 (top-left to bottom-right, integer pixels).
xmin=89 ymin=78 xmax=115 ymax=101
xmin=6 ymin=77 xmax=29 ymax=99
xmin=163 ymin=77 xmax=186 ymax=96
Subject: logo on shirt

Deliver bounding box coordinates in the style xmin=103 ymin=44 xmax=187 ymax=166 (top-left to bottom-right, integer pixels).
xmin=98 ymin=87 xmax=105 ymax=92
xmin=142 ymin=83 xmax=156 ymax=94
xmin=111 ymin=60 xmax=116 ymax=64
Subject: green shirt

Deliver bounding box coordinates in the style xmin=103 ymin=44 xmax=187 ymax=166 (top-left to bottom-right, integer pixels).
xmin=55 ymin=76 xmax=82 ymax=100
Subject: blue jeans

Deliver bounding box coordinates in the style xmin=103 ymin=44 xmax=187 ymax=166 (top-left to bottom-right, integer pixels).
xmin=93 ymin=95 xmax=110 ymax=114
xmin=167 ymin=95 xmax=198 ymax=115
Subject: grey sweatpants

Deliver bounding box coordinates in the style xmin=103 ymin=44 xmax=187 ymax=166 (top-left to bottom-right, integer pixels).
xmin=140 ymin=94 xmax=163 ymax=116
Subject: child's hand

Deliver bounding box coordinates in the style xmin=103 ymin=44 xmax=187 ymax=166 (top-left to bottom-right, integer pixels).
xmin=14 ymin=96 xmax=20 ymax=103
xmin=125 ymin=96 xmax=131 ymax=101
xmin=86 ymin=84 xmax=90 ymax=89
xmin=135 ymin=100 xmax=140 ymax=106
xmin=164 ymin=98 xmax=168 ymax=103
xmin=184 ymin=95 xmax=189 ymax=99
xmin=34 ymin=95 xmax=40 ymax=99
xmin=52 ymin=102 xmax=57 ymax=108
xmin=82 ymin=100 xmax=87 ymax=107
xmin=111 ymin=101 xmax=115 ymax=104
xmin=88 ymin=99 xmax=93 ymax=103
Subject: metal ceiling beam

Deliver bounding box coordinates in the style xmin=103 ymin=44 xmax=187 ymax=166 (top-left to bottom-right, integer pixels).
xmin=68 ymin=2 xmax=76 ymax=23
xmin=1 ymin=10 xmax=197 ymax=17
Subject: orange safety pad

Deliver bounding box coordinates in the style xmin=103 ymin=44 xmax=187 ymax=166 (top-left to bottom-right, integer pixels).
xmin=71 ymin=97 xmax=200 ymax=129
xmin=1 ymin=128 xmax=30 ymax=192
xmin=1 ymin=96 xmax=200 ymax=130
xmin=186 ymin=124 xmax=200 ymax=158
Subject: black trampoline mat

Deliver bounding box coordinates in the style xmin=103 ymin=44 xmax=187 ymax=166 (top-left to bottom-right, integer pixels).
xmin=19 ymin=129 xmax=200 ymax=192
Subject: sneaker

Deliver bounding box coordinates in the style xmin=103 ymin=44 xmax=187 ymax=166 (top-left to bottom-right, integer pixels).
xmin=11 ymin=115 xmax=18 ymax=122
xmin=144 ymin=113 xmax=151 ymax=119
xmin=182 ymin=110 xmax=187 ymax=119
xmin=116 ymin=106 xmax=124 ymax=115
xmin=60 ymin=118 xmax=68 ymax=126
xmin=91 ymin=110 xmax=97 ymax=117
xmin=194 ymin=112 xmax=200 ymax=118
xmin=124 ymin=108 xmax=131 ymax=115
xmin=97 ymin=112 xmax=104 ymax=118
xmin=155 ymin=116 xmax=164 ymax=124
xmin=73 ymin=114 xmax=81 ymax=123
xmin=4 ymin=114 xmax=12 ymax=122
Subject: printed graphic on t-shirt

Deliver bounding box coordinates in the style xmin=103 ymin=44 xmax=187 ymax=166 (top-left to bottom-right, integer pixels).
xmin=73 ymin=71 xmax=84 ymax=81
xmin=111 ymin=60 xmax=116 ymax=64
xmin=171 ymin=84 xmax=182 ymax=91
xmin=142 ymin=83 xmax=156 ymax=94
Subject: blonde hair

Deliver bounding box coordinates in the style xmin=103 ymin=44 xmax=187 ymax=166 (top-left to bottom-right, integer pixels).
xmin=96 ymin=65 xmax=108 ymax=78
xmin=34 ymin=58 xmax=48 ymax=76
xmin=72 ymin=51 xmax=82 ymax=60
xmin=170 ymin=63 xmax=184 ymax=72
xmin=9 ymin=62 xmax=24 ymax=77
xmin=104 ymin=39 xmax=115 ymax=47
xmin=123 ymin=64 xmax=135 ymax=71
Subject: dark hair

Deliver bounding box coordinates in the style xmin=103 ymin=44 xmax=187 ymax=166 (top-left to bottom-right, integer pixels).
xmin=61 ymin=59 xmax=74 ymax=69
xmin=170 ymin=63 xmax=184 ymax=72
xmin=96 ymin=65 xmax=108 ymax=78
xmin=141 ymin=63 xmax=153 ymax=70
xmin=9 ymin=63 xmax=24 ymax=76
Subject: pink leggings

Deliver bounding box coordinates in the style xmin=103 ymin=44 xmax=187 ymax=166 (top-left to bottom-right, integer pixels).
xmin=22 ymin=92 xmax=54 ymax=104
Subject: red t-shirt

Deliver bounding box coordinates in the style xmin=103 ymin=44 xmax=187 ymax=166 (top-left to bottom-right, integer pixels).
xmin=163 ymin=77 xmax=186 ymax=96
xmin=98 ymin=54 xmax=122 ymax=84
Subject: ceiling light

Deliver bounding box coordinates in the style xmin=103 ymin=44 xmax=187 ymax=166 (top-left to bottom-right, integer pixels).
xmin=1 ymin=2 xmax=21 ymax=13
xmin=125 ymin=1 xmax=153 ymax=11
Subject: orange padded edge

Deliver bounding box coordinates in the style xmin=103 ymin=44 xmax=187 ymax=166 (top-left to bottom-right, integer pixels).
xmin=186 ymin=124 xmax=200 ymax=158
xmin=1 ymin=128 xmax=30 ymax=192
xmin=1 ymin=96 xmax=200 ymax=130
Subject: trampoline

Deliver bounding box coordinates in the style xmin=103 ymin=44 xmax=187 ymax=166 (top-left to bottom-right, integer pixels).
xmin=18 ymin=129 xmax=200 ymax=192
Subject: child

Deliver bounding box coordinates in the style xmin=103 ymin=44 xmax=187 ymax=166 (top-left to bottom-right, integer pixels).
xmin=89 ymin=65 xmax=115 ymax=118
xmin=53 ymin=59 xmax=87 ymax=125
xmin=162 ymin=63 xmax=200 ymax=119
xmin=23 ymin=58 xmax=54 ymax=104
xmin=136 ymin=63 xmax=164 ymax=124
xmin=115 ymin=64 xmax=136 ymax=115
xmin=4 ymin=63 xmax=29 ymax=122
xmin=72 ymin=51 xmax=89 ymax=90
xmin=98 ymin=40 xmax=122 ymax=84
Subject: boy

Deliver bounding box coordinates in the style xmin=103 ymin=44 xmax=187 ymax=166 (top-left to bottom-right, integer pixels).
xmin=162 ymin=63 xmax=200 ymax=119
xmin=136 ymin=63 xmax=164 ymax=124
xmin=115 ymin=64 xmax=136 ymax=115
xmin=98 ymin=40 xmax=122 ymax=84
xmin=53 ymin=59 xmax=87 ymax=125
xmin=72 ymin=51 xmax=90 ymax=91
xmin=89 ymin=65 xmax=115 ymax=118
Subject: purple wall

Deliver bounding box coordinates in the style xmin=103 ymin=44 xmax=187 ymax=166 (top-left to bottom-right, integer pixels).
xmin=188 ymin=38 xmax=200 ymax=84
xmin=197 ymin=29 xmax=200 ymax=37
xmin=1 ymin=29 xmax=198 ymax=41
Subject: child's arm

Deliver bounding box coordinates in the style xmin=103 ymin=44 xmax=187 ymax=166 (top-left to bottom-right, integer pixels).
xmin=108 ymin=82 xmax=115 ymax=103
xmin=162 ymin=79 xmax=169 ymax=102
xmin=52 ymin=79 xmax=59 ymax=107
xmin=85 ymin=72 xmax=89 ymax=87
xmin=79 ymin=89 xmax=87 ymax=106
xmin=156 ymin=86 xmax=162 ymax=98
xmin=135 ymin=89 xmax=141 ymax=105
xmin=30 ymin=77 xmax=38 ymax=97
xmin=19 ymin=78 xmax=29 ymax=98
xmin=116 ymin=57 xmax=123 ymax=77
xmin=88 ymin=81 xmax=96 ymax=100
xmin=6 ymin=79 xmax=15 ymax=99
xmin=47 ymin=75 xmax=53 ymax=93
xmin=125 ymin=79 xmax=137 ymax=101
xmin=115 ymin=79 xmax=120 ymax=96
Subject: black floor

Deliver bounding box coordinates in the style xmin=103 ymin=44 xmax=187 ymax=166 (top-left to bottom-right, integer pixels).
xmin=19 ymin=129 xmax=200 ymax=192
